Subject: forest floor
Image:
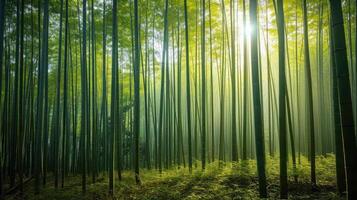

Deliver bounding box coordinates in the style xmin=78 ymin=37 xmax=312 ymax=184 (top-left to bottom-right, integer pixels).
xmin=7 ymin=154 xmax=343 ymax=200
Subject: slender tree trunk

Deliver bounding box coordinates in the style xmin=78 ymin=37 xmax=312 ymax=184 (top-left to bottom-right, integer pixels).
xmin=295 ymin=0 xmax=301 ymax=164
xmin=101 ymin=0 xmax=108 ymax=176
xmin=91 ymin=0 xmax=98 ymax=183
xmin=329 ymin=0 xmax=357 ymax=198
xmin=208 ymin=0 xmax=215 ymax=163
xmin=201 ymin=0 xmax=207 ymax=171
xmin=218 ymin=0 xmax=226 ymax=164
xmin=109 ymin=0 xmax=118 ymax=194
xmin=158 ymin=0 xmax=169 ymax=173
xmin=81 ymin=0 xmax=88 ymax=193
xmin=142 ymin=0 xmax=151 ymax=170
xmin=184 ymin=0 xmax=193 ymax=172
xmin=54 ymin=0 xmax=64 ymax=188
xmin=275 ymin=0 xmax=288 ymax=198
xmin=316 ymin=0 xmax=325 ymax=155
xmin=151 ymin=13 xmax=158 ymax=170
xmin=0 ymin=0 xmax=5 ymax=196
xmin=18 ymin=0 xmax=25 ymax=194
xmin=35 ymin=0 xmax=49 ymax=193
xmin=329 ymin=13 xmax=346 ymax=195
xmin=133 ymin=0 xmax=141 ymax=184
xmin=10 ymin=0 xmax=21 ymax=189
xmin=61 ymin=0 xmax=69 ymax=188
xmin=230 ymin=0 xmax=238 ymax=163
xmin=302 ymin=0 xmax=316 ymax=187
xmin=0 ymin=0 xmax=5 ymax=105
xmin=250 ymin=0 xmax=267 ymax=197
xmin=242 ymin=0 xmax=248 ymax=161
xmin=165 ymin=28 xmax=170 ymax=169
xmin=176 ymin=9 xmax=184 ymax=168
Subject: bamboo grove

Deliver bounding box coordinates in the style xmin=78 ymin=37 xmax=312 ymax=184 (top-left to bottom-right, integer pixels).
xmin=0 ymin=0 xmax=356 ymax=199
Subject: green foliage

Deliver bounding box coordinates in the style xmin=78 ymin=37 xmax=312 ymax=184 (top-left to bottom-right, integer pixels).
xmin=7 ymin=155 xmax=342 ymax=200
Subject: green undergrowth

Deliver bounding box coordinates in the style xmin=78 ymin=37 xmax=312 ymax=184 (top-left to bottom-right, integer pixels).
xmin=8 ymin=154 xmax=342 ymax=200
